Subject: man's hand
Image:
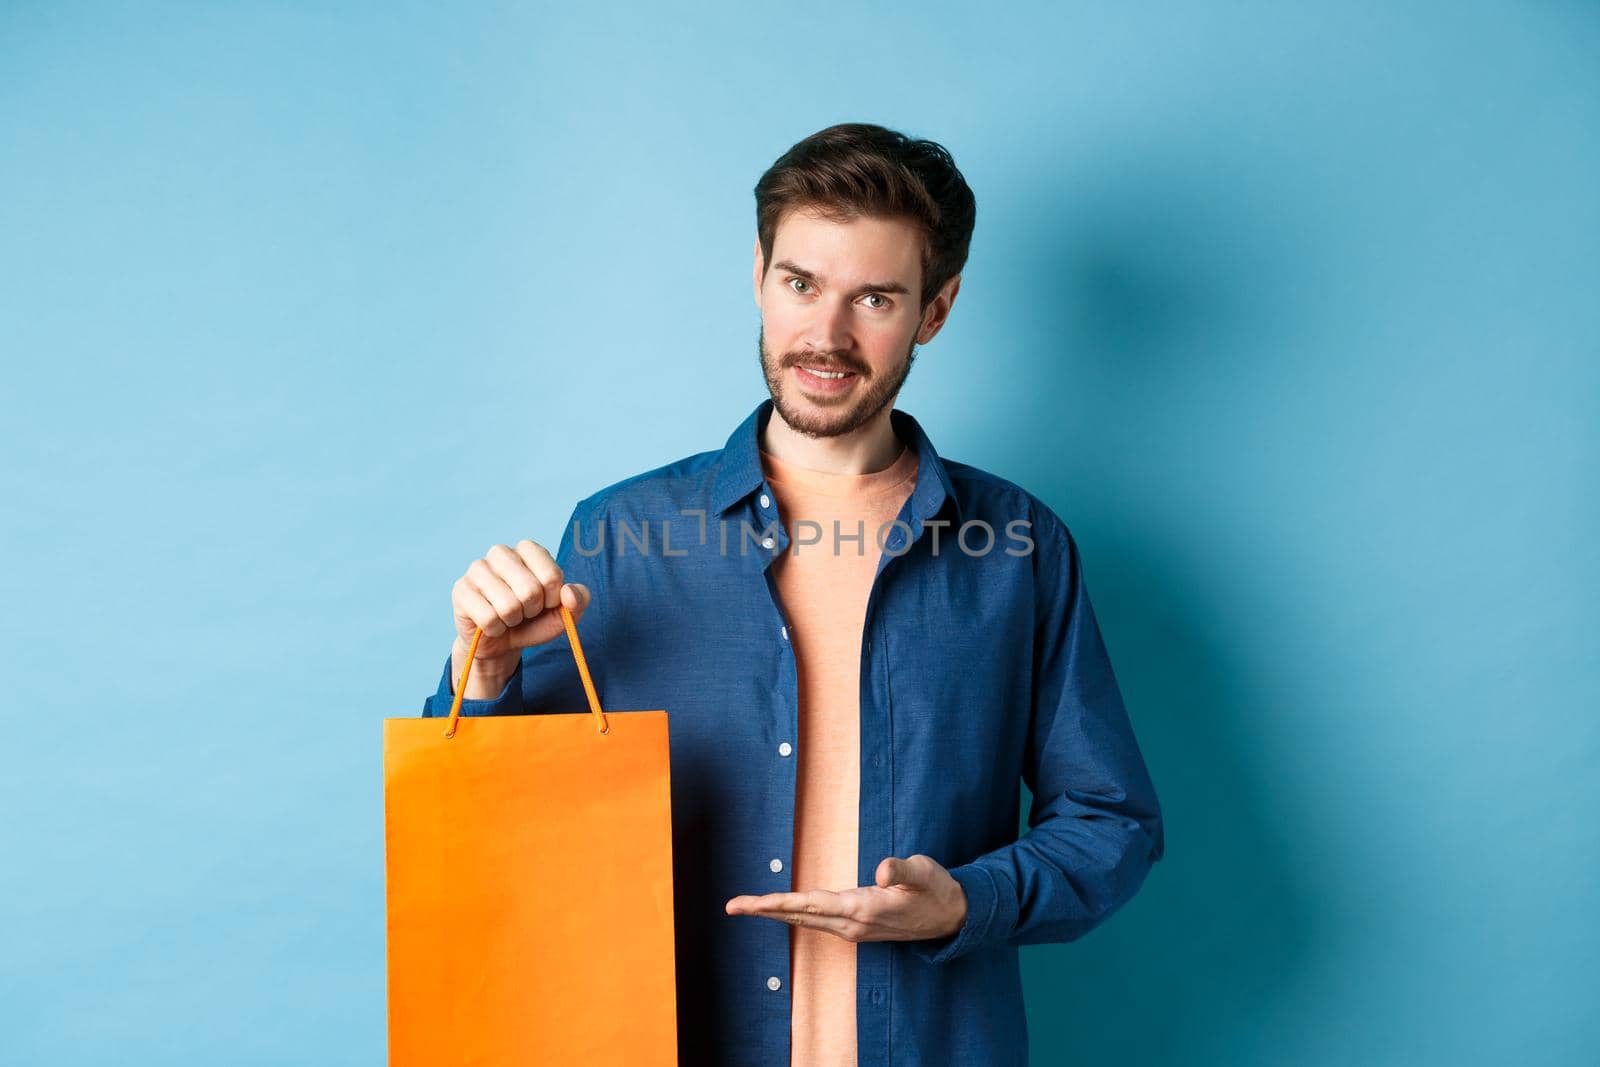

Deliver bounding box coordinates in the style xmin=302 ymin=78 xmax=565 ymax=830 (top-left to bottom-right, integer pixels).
xmin=449 ymin=540 xmax=592 ymax=699
xmin=724 ymin=854 xmax=968 ymax=943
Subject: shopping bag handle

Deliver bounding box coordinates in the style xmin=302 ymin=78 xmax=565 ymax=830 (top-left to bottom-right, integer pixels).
xmin=444 ymin=602 xmax=610 ymax=739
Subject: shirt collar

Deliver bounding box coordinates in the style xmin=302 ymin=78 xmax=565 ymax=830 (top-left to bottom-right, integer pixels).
xmin=709 ymin=397 xmax=964 ymax=527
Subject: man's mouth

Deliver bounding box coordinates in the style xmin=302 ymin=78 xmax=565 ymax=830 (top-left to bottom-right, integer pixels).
xmin=793 ymin=364 xmax=857 ymax=385
xmin=793 ymin=364 xmax=860 ymax=393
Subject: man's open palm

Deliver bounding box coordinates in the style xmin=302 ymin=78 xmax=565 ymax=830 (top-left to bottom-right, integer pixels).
xmin=724 ymin=854 xmax=968 ymax=944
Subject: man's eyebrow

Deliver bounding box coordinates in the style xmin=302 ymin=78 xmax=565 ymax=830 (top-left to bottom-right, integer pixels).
xmin=771 ymin=259 xmax=911 ymax=296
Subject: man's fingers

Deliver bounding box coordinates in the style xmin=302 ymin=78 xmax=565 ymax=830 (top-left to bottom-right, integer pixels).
xmin=449 ymin=539 xmax=585 ymax=656
xmin=725 ymin=885 xmax=942 ymax=943
xmin=727 ymin=889 xmax=858 ymax=919
xmin=453 ymin=576 xmax=506 ymax=637
xmin=725 ymin=890 xmax=893 ymax=943
xmin=513 ymin=539 xmax=564 ymax=611
xmin=725 ymin=894 xmax=861 ymax=938
xmin=727 ymin=891 xmax=814 ymax=915
xmin=464 ymin=559 xmax=524 ymax=635
xmin=486 ymin=542 xmax=547 ymax=620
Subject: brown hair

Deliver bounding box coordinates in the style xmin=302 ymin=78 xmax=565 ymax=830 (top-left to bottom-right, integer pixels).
xmin=754 ymin=122 xmax=976 ymax=311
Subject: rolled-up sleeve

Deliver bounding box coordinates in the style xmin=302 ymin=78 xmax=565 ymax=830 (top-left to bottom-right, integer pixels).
xmin=912 ymin=508 xmax=1164 ymax=966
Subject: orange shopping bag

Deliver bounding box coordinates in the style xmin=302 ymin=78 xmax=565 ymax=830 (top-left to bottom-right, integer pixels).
xmin=384 ymin=604 xmax=677 ymax=1065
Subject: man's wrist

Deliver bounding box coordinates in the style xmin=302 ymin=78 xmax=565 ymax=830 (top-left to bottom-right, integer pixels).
xmin=451 ymin=640 xmax=518 ymax=697
xmin=945 ymin=881 xmax=969 ymax=937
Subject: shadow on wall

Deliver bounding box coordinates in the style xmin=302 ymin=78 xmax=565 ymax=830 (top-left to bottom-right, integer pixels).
xmin=987 ymin=154 xmax=1325 ymax=1064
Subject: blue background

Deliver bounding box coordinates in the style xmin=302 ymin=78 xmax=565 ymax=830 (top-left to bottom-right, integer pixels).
xmin=2 ymin=3 xmax=1595 ymax=1064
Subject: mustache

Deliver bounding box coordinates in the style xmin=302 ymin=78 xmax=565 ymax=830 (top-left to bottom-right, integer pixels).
xmin=783 ymin=354 xmax=865 ymax=375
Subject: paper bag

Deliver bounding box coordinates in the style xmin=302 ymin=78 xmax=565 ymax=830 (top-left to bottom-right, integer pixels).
xmin=385 ymin=604 xmax=677 ymax=1065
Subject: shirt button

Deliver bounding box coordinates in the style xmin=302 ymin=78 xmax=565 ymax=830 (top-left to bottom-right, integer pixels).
xmin=778 ymin=742 xmax=792 ymax=757
xmin=769 ymin=858 xmax=783 ymax=873
xmin=780 ymin=624 xmax=788 ymax=641
xmin=767 ymin=976 xmax=782 ymax=991
xmin=762 ymin=536 xmax=775 ymax=550
xmin=759 ymin=493 xmax=771 ymax=509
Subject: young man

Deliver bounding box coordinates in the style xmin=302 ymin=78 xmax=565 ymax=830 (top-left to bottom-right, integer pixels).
xmin=422 ymin=123 xmax=1165 ymax=1067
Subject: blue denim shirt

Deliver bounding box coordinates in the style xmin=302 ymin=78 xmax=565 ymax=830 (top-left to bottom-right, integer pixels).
xmin=422 ymin=398 xmax=1164 ymax=1066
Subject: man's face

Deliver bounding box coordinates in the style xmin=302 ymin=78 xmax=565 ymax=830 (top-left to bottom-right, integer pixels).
xmin=753 ymin=208 xmax=955 ymax=438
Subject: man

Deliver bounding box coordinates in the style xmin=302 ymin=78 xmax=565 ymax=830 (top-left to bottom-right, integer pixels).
xmin=421 ymin=123 xmax=1164 ymax=1066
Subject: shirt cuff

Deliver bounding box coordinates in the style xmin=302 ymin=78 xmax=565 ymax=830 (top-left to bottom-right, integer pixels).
xmin=908 ymin=862 xmax=1011 ymax=966
xmin=420 ymin=651 xmax=523 ymax=718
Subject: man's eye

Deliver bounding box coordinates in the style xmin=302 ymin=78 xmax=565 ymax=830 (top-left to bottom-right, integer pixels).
xmin=863 ymin=294 xmax=890 ymax=309
xmin=787 ymin=277 xmax=811 ymax=294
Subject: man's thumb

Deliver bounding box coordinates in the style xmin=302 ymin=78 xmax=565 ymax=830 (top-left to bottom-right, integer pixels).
xmin=561 ymin=582 xmax=591 ymax=616
xmin=876 ymin=856 xmax=920 ymax=890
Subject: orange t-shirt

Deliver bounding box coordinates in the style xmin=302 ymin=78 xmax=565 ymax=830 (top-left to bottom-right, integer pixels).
xmin=757 ymin=439 xmax=920 ymax=1067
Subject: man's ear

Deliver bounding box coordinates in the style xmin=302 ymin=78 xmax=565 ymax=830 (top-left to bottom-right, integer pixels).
xmin=915 ymin=273 xmax=963 ymax=344
xmin=752 ymin=236 xmax=765 ymax=308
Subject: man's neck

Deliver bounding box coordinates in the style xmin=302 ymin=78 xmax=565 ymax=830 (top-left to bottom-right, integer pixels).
xmin=759 ymin=403 xmax=904 ymax=475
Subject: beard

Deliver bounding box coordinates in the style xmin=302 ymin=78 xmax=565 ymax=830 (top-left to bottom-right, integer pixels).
xmin=756 ymin=323 xmax=918 ymax=439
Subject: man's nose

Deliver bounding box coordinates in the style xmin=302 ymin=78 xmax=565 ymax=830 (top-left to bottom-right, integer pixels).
xmin=801 ymin=297 xmax=854 ymax=355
